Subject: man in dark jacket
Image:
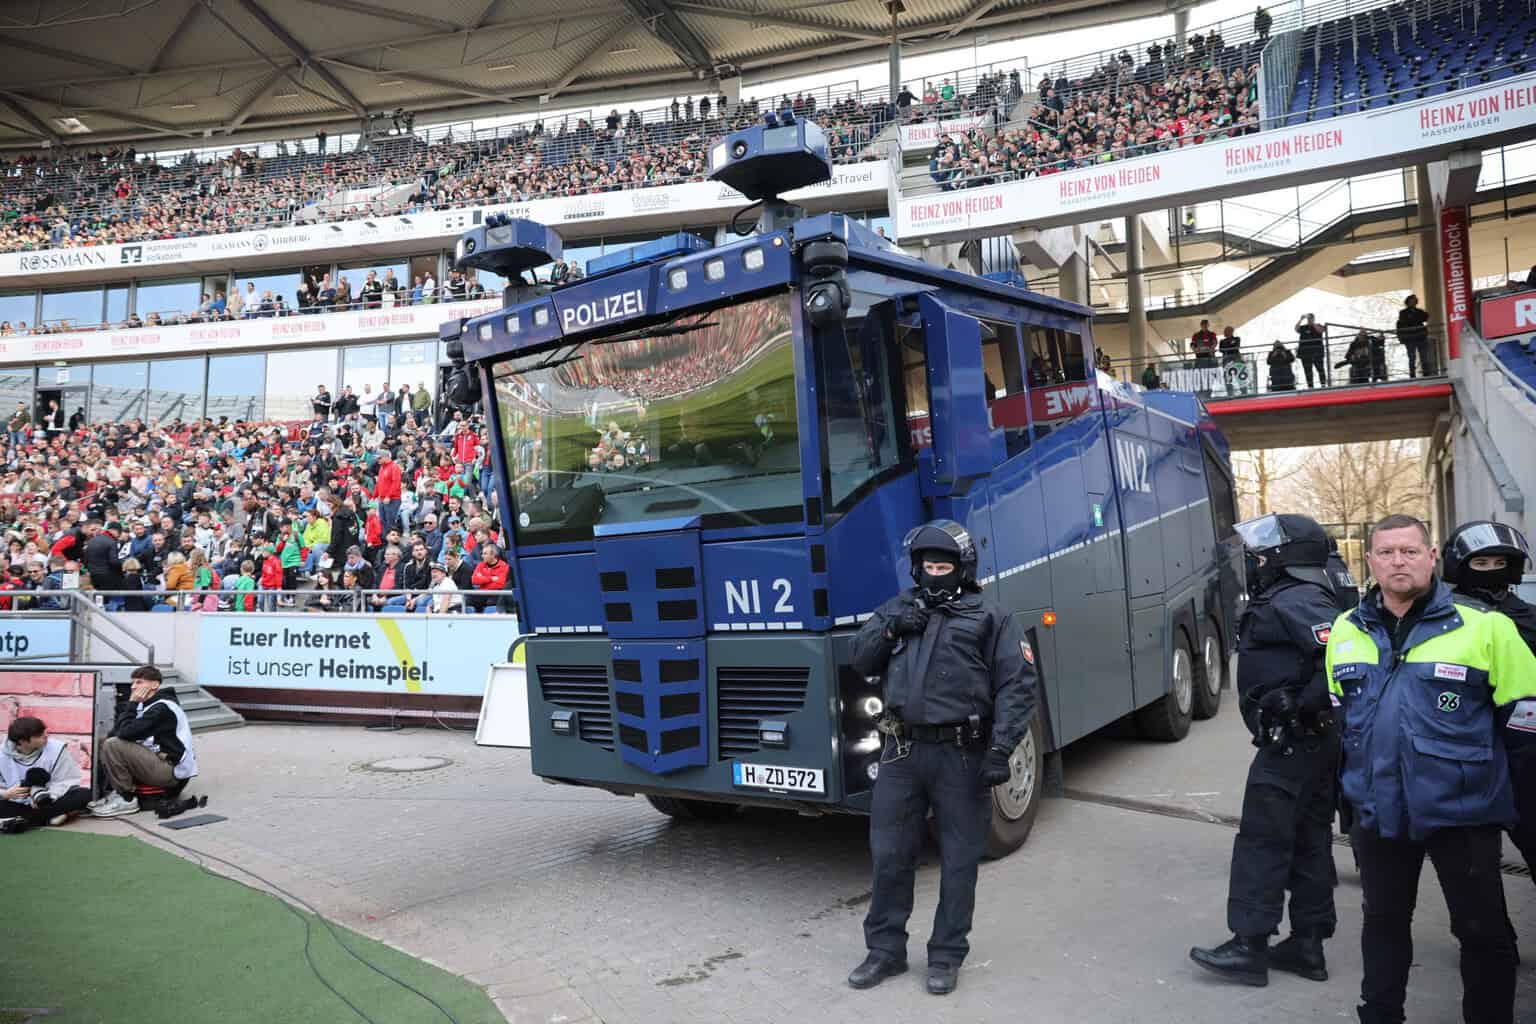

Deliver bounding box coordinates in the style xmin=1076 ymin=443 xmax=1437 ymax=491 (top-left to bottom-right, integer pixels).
xmin=82 ymin=520 xmax=126 ymax=607
xmin=1192 ymin=514 xmax=1342 ymax=986
xmin=387 ymin=540 xmax=434 ymax=612
xmin=847 ymin=520 xmax=1036 ymax=996
xmin=1395 ymin=294 xmax=1432 ymax=378
xmin=88 ymin=666 xmax=198 ymax=818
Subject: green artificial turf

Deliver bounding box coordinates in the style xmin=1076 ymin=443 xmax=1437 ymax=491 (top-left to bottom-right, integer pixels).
xmin=1 ymin=830 xmax=504 ymax=1024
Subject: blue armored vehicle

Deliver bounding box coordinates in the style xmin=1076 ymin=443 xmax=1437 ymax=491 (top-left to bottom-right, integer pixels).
xmin=444 ymin=115 xmax=1243 ymax=855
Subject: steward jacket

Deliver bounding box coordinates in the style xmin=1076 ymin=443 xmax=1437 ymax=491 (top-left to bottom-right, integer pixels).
xmin=1326 ymin=580 xmax=1536 ymax=840
xmin=109 ymin=690 xmax=198 ymax=780
xmin=1235 ymin=575 xmax=1338 ymax=732
xmin=852 ymin=588 xmax=1037 ymax=754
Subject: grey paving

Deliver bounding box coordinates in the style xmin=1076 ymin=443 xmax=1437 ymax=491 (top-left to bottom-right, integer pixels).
xmin=78 ymin=704 xmax=1536 ymax=1023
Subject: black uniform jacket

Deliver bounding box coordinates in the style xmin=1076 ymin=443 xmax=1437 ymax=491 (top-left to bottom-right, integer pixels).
xmin=851 ymin=587 xmax=1037 ymax=754
xmin=1235 ymin=576 xmax=1338 ymax=733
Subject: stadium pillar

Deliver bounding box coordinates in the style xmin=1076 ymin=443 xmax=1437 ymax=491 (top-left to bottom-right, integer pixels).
xmin=1125 ymin=215 xmax=1148 ymax=379
xmin=887 ymin=0 xmax=903 ymax=109
xmin=1415 ymin=163 xmax=1452 ymax=365
xmin=1174 ymin=7 xmax=1189 ymax=53
xmin=1058 ymin=236 xmax=1089 ymax=308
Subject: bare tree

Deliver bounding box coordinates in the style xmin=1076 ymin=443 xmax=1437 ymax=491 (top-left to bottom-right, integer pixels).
xmin=1231 ymin=448 xmax=1301 ymax=519
xmin=1272 ymin=439 xmax=1429 ymax=528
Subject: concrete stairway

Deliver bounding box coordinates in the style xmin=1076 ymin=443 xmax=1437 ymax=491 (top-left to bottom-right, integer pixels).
xmin=86 ymin=663 xmax=244 ymax=732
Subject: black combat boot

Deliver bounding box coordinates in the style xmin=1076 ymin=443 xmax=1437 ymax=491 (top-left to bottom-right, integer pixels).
xmin=847 ymin=953 xmax=907 ymax=990
xmin=1269 ymin=929 xmax=1328 ymax=981
xmin=926 ymin=963 xmax=959 ymax=995
xmin=1189 ymin=934 xmax=1268 ymax=986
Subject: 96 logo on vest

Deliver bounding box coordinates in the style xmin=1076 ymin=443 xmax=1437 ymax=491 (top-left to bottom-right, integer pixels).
xmin=1437 ymin=691 xmax=1461 ymax=712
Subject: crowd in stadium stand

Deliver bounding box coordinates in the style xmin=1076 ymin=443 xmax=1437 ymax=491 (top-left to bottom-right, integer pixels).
xmin=0 ymin=87 xmax=896 ymax=257
xmin=0 ymin=388 xmax=515 ymax=613
xmin=930 ymin=32 xmax=1262 ymax=188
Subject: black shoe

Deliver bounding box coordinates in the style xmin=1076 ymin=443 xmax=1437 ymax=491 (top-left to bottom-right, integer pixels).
xmin=1189 ymin=934 xmax=1268 ymax=986
xmin=1269 ymin=931 xmax=1328 ymax=982
xmin=0 ymin=816 xmax=31 ymax=835
xmin=926 ymin=963 xmax=959 ymax=995
xmin=847 ymin=953 xmax=907 ymax=990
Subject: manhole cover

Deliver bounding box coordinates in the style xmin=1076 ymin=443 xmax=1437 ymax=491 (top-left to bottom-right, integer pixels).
xmin=362 ymin=756 xmax=453 ymax=773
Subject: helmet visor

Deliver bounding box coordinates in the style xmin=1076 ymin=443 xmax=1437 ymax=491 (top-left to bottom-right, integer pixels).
xmin=1234 ymin=513 xmax=1291 ymax=552
xmin=1446 ymin=522 xmax=1531 ymax=567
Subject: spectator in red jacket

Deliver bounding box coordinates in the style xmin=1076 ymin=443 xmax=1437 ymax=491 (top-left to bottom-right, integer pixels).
xmin=469 ymin=542 xmax=511 ymax=614
xmin=374 ymin=451 xmax=402 ymax=535
xmin=1190 ymin=319 xmax=1218 ymax=367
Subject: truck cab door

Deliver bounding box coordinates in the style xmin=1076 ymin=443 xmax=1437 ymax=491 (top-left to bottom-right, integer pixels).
xmin=916 ymin=294 xmax=1007 ymax=583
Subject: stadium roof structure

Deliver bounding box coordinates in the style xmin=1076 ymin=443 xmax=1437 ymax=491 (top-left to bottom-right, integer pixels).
xmin=0 ymin=0 xmax=1172 ymax=150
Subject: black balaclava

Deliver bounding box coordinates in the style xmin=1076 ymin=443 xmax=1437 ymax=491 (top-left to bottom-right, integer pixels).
xmin=916 ymin=553 xmax=962 ymax=604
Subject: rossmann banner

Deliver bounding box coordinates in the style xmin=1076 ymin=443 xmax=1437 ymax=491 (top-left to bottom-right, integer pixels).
xmin=0 ymin=295 xmax=500 ymax=367
xmin=198 ymin=614 xmax=520 ymax=696
xmin=897 ymin=73 xmax=1536 ymax=241
xmin=0 ymin=162 xmax=890 ymax=282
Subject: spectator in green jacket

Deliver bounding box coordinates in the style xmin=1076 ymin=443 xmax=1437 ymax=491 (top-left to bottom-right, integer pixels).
xmin=233 ymin=559 xmax=257 ymax=612
xmin=412 ymin=383 xmax=433 ymax=427
xmin=301 ymin=508 xmax=331 ymax=574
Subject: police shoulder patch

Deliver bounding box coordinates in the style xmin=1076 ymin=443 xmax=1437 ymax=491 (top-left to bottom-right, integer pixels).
xmin=1020 ymin=640 xmax=1035 ymax=665
xmin=1311 ymin=622 xmax=1331 ymax=646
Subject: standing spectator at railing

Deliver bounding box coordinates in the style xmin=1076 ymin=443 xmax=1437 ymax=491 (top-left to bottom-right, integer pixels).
xmin=1190 ymin=319 xmax=1218 ymax=367
xmin=360 ymin=271 xmax=383 ymax=310
xmin=1338 ymin=329 xmax=1374 ymax=385
xmin=1395 ymin=294 xmax=1432 ymax=378
xmin=1141 ymin=363 xmax=1162 ymax=389
xmin=1267 ymin=340 xmax=1297 ymax=391
xmin=410 ymin=275 xmax=425 ymax=305
xmin=336 ymin=275 xmax=353 ymax=312
xmin=1295 ymin=314 xmax=1328 ymax=388
xmin=1219 ymin=326 xmax=1243 ymax=365
xmin=896 ymin=84 xmax=916 ymax=114
xmin=422 ymin=272 xmax=436 ymax=304
xmin=83 ymin=520 xmax=126 ymax=609
xmin=316 ymin=274 xmax=337 ymax=311
xmin=312 ymin=384 xmax=332 ymax=421
xmin=42 ymin=399 xmax=63 ymax=438
xmin=383 ymin=269 xmax=401 ymax=305
xmin=1254 ymin=6 xmax=1272 ymax=42
xmin=232 ymin=559 xmax=257 ymax=612
xmin=295 ymin=277 xmax=314 ymax=314
xmin=7 ymin=402 xmax=28 ymax=448
xmin=411 ymin=383 xmax=432 ymax=428
xmin=256 ymin=543 xmax=283 ymax=611
xmin=374 ymin=449 xmax=402 ymax=534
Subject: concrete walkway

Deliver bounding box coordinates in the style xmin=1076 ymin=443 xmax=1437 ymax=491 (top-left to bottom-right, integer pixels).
xmin=79 ymin=707 xmax=1536 ymax=1023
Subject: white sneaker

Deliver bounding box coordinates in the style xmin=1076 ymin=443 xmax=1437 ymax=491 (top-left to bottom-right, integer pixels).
xmin=47 ymin=814 xmax=68 ymax=826
xmin=90 ymin=794 xmax=139 ymax=818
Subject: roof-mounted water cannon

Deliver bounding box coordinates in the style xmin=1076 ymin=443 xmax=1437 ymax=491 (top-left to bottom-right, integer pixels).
xmin=709 ymin=113 xmax=831 ymax=235
xmin=453 ymin=213 xmax=563 ymax=303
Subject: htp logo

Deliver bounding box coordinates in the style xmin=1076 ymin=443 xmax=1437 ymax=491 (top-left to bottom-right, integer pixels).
xmin=1114 ymin=437 xmax=1152 ymax=494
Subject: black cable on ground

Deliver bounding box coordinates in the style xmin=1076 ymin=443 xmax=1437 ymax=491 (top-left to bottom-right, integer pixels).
xmin=118 ymin=818 xmax=461 ymax=1024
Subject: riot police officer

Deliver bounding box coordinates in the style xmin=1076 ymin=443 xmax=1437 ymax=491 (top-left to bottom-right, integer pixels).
xmin=847 ymin=520 xmax=1036 ymax=996
xmin=1326 ymin=537 xmax=1360 ymax=611
xmin=1191 ymin=513 xmax=1341 ymax=986
xmin=1441 ymin=521 xmax=1536 ymax=875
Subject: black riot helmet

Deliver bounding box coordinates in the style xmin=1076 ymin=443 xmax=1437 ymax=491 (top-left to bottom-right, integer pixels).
xmin=1441 ymin=521 xmax=1531 ymax=600
xmin=1235 ymin=512 xmax=1331 ymax=594
xmin=903 ymin=519 xmax=979 ymax=601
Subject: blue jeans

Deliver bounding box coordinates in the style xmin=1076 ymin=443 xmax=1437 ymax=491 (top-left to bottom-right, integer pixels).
xmin=303 ymin=543 xmax=328 ymax=573
xmin=864 ymin=740 xmax=992 ymax=966
xmin=378 ymin=411 xmax=392 ymax=434
xmin=382 ymin=595 xmax=430 ymax=613
xmin=8 ymin=430 xmax=24 ymax=448
xmin=379 ymin=499 xmax=401 ymax=535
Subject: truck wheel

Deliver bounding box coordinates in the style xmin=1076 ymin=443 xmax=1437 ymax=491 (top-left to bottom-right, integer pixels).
xmin=1191 ymin=623 xmax=1224 ymax=720
xmin=645 ymin=796 xmax=739 ymax=821
xmin=985 ymin=713 xmax=1045 ymax=858
xmin=1136 ymin=628 xmax=1194 ymax=742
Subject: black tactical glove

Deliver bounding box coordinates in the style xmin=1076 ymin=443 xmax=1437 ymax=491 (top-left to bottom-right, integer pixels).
xmin=980 ymin=746 xmax=1013 ymax=787
xmin=1258 ymin=687 xmax=1297 ymax=721
xmin=889 ymin=602 xmax=930 ymax=638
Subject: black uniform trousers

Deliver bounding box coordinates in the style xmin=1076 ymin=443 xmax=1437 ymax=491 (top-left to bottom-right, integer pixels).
xmin=1506 ymin=742 xmax=1536 ymax=878
xmin=1227 ymin=729 xmax=1340 ymax=938
xmin=1355 ymin=824 xmax=1515 ymax=1024
xmin=864 ymin=739 xmax=992 ymax=967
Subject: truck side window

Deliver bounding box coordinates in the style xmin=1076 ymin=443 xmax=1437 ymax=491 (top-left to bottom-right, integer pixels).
xmin=901 ymin=319 xmax=929 ymax=453
xmin=819 ymin=299 xmax=914 ymax=510
xmin=1204 ymin=447 xmax=1237 ymax=539
xmin=980 ymin=318 xmax=1030 ymax=456
xmin=1025 ymin=324 xmax=1097 ymax=438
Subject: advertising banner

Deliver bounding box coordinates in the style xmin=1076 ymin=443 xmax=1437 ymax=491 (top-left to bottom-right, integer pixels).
xmin=198 ymin=614 xmax=521 ymax=696
xmin=898 ymin=115 xmax=988 ymax=149
xmin=1439 ymin=205 xmax=1470 ymax=358
xmin=0 ymin=616 xmax=72 ymax=663
xmin=0 ymin=296 xmax=499 ymax=367
xmin=897 ymin=73 xmax=1536 ymax=241
xmin=0 ymin=163 xmax=889 ymax=284
xmin=1478 ymin=288 xmax=1536 ymax=340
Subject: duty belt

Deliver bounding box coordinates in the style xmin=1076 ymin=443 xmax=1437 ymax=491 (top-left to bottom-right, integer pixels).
xmin=896 ymin=720 xmax=989 ymax=745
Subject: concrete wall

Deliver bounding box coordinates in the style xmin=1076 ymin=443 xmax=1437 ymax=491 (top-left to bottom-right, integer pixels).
xmin=1447 ymin=338 xmax=1536 ymax=534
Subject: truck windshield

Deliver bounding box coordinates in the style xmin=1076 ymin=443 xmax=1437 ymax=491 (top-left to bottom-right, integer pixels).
xmin=491 ymin=291 xmax=801 ymax=544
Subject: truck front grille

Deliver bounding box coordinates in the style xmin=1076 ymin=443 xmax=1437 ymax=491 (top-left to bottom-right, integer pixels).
xmin=716 ymin=666 xmax=810 ymax=759
xmin=538 ymin=664 xmax=613 ymax=750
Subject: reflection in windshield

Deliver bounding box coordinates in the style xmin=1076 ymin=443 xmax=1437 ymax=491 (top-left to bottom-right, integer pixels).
xmin=492 ymin=293 xmax=801 ymax=543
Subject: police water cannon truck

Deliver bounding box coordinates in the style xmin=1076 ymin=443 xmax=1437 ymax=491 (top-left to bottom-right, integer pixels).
xmin=443 ymin=113 xmax=1244 ymax=855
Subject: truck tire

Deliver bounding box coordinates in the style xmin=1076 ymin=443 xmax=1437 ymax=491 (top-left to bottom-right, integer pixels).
xmin=645 ymin=796 xmax=739 ymax=821
xmin=1136 ymin=628 xmax=1194 ymax=742
xmin=1191 ymin=621 xmax=1224 ymax=720
xmin=985 ymin=712 xmax=1046 ymax=858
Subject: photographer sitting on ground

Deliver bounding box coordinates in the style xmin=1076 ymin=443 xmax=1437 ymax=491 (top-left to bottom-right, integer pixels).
xmin=88 ymin=665 xmax=198 ymax=818
xmin=0 ymin=716 xmax=91 ymax=833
